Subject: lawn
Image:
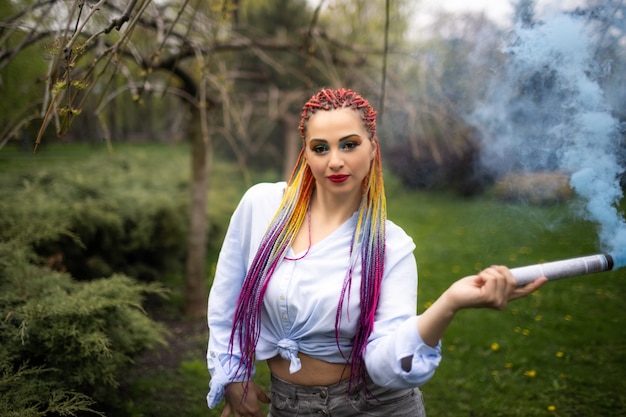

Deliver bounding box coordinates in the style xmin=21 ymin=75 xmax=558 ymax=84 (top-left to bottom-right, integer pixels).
xmin=388 ymin=187 xmax=626 ymax=416
xmin=2 ymin=143 xmax=624 ymax=416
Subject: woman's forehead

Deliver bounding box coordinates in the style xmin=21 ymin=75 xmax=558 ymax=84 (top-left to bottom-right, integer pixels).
xmin=306 ymin=108 xmax=367 ymax=135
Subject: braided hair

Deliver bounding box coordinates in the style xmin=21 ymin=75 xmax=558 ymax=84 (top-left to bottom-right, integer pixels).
xmin=229 ymin=87 xmax=387 ymax=392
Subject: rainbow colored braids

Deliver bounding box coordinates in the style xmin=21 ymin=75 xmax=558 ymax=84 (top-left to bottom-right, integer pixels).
xmin=229 ymin=88 xmax=387 ymax=392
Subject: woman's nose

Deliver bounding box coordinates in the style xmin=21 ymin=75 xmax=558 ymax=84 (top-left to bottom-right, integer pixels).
xmin=328 ymin=151 xmax=344 ymax=170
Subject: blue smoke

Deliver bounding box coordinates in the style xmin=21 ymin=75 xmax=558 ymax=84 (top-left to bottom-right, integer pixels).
xmin=470 ymin=12 xmax=626 ymax=267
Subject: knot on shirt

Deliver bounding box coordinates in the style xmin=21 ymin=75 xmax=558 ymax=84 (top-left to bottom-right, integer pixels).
xmin=277 ymin=339 xmax=301 ymax=374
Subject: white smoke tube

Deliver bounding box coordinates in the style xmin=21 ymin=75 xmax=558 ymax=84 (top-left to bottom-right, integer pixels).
xmin=511 ymin=254 xmax=614 ymax=286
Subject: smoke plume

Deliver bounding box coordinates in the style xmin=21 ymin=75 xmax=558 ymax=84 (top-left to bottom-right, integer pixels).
xmin=469 ymin=10 xmax=626 ymax=266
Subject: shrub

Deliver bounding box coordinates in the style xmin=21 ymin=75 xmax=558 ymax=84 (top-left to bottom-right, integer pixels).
xmin=0 ymin=260 xmax=167 ymax=416
xmin=0 ymin=143 xmax=247 ymax=415
xmin=0 ymin=145 xmax=188 ymax=415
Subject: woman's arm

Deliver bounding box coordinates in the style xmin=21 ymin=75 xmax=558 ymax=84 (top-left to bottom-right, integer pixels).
xmin=417 ymin=265 xmax=547 ymax=347
xmin=207 ymin=183 xmax=285 ymax=410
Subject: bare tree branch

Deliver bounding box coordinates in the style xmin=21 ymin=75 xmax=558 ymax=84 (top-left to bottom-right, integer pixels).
xmin=103 ymin=0 xmax=140 ymax=34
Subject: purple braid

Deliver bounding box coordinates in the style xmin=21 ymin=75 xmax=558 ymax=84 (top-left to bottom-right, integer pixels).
xmin=230 ymin=88 xmax=386 ymax=394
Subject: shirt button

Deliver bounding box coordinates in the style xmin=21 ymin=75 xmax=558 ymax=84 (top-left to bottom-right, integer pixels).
xmin=280 ymin=295 xmax=285 ymax=301
xmin=281 ymin=314 xmax=287 ymax=321
xmin=320 ymin=390 xmax=327 ymax=399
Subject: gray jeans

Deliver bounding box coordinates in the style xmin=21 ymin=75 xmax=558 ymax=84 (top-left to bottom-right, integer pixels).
xmin=268 ymin=373 xmax=426 ymax=417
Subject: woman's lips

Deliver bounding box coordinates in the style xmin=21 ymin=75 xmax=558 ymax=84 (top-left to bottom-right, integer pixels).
xmin=328 ymin=174 xmax=349 ymax=183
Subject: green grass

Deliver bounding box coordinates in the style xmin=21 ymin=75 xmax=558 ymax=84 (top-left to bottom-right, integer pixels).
xmin=388 ymin=189 xmax=626 ymax=416
xmin=2 ymin=143 xmax=625 ymax=416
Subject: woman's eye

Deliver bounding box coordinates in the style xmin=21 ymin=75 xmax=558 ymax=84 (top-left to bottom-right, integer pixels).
xmin=340 ymin=141 xmax=358 ymax=151
xmin=312 ymin=144 xmax=329 ymax=154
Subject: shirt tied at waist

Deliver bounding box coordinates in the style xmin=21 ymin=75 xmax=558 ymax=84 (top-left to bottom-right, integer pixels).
xmin=277 ymin=339 xmax=301 ymax=374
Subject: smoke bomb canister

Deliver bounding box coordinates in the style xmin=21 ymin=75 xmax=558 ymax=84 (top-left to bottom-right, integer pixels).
xmin=511 ymin=253 xmax=614 ymax=285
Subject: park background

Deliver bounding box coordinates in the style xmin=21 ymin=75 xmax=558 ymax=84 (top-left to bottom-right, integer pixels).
xmin=1 ymin=0 xmax=625 ymax=416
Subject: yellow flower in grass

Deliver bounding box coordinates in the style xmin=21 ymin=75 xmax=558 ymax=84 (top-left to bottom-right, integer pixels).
xmin=534 ymin=315 xmax=542 ymax=321
xmin=548 ymin=405 xmax=556 ymax=412
xmin=556 ymin=351 xmax=564 ymax=358
xmin=424 ymin=300 xmax=433 ymax=309
xmin=505 ymin=362 xmax=513 ymax=369
xmin=564 ymin=315 xmax=572 ymax=321
xmin=523 ymin=369 xmax=537 ymax=378
xmin=522 ymin=329 xmax=531 ymax=336
xmin=490 ymin=342 xmax=500 ymax=352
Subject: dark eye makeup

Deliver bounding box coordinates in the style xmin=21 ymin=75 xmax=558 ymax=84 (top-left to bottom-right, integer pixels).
xmin=308 ymin=135 xmax=363 ymax=154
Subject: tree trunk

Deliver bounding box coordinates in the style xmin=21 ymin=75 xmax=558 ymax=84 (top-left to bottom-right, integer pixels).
xmin=281 ymin=113 xmax=301 ymax=180
xmin=184 ymin=106 xmax=212 ymax=318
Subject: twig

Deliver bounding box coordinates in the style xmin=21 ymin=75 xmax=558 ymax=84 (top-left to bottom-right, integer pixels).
xmin=104 ymin=0 xmax=140 ymax=34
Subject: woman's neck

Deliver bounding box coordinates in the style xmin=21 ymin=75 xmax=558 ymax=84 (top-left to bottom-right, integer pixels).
xmin=310 ymin=189 xmax=361 ymax=226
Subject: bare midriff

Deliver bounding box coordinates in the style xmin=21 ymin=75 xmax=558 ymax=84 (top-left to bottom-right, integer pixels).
xmin=267 ymin=352 xmax=351 ymax=386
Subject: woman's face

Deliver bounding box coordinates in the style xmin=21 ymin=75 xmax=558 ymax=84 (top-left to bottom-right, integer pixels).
xmin=303 ymin=107 xmax=376 ymax=202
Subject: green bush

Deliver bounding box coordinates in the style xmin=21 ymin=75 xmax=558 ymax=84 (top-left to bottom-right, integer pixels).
xmin=0 ymin=264 xmax=167 ymax=416
xmin=0 ymin=144 xmax=211 ymax=415
xmin=0 ymin=152 xmax=190 ymax=283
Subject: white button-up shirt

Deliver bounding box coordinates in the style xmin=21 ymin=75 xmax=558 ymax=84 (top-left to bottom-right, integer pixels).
xmin=206 ymin=182 xmax=441 ymax=408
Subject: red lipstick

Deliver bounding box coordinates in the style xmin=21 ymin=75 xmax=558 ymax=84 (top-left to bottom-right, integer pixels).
xmin=328 ymin=174 xmax=349 ymax=183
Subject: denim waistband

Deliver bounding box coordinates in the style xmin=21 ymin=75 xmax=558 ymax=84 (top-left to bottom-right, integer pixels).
xmin=268 ymin=373 xmax=425 ymax=417
xmin=270 ymin=373 xmax=358 ymax=401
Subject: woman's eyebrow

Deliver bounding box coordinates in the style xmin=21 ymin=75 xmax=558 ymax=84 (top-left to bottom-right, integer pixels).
xmin=309 ymin=134 xmax=361 ymax=142
xmin=338 ymin=134 xmax=361 ymax=141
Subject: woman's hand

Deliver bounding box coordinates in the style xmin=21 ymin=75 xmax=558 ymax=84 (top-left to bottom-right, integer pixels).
xmin=221 ymin=381 xmax=270 ymax=417
xmin=444 ymin=265 xmax=547 ymax=311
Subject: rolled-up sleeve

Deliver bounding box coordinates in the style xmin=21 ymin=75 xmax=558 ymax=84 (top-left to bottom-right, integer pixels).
xmin=366 ymin=316 xmax=441 ymax=387
xmin=364 ymin=223 xmax=442 ymax=388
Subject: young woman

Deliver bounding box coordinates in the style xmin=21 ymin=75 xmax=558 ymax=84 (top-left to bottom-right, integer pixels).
xmin=206 ymin=88 xmax=546 ymax=417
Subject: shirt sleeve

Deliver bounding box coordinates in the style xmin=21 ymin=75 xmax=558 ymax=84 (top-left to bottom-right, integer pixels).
xmin=364 ymin=223 xmax=442 ymax=388
xmin=206 ymin=192 xmax=251 ymax=408
xmin=206 ymin=183 xmax=283 ymax=408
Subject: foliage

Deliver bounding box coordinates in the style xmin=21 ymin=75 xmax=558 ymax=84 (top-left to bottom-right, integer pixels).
xmin=0 ymin=263 xmax=167 ymax=415
xmin=0 ymin=143 xmax=248 ymax=416
xmin=0 ymin=266 xmax=167 ymax=416
xmin=0 ymin=142 xmax=245 ymax=294
xmin=0 ymin=146 xmax=189 ymax=283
